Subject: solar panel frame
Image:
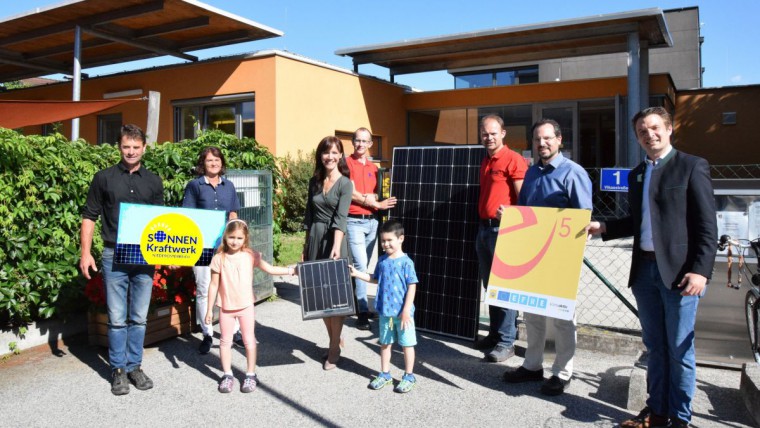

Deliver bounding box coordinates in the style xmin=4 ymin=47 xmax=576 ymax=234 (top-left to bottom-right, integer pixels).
xmin=296 ymin=258 xmax=356 ymax=320
xmin=389 ymin=145 xmax=485 ymax=340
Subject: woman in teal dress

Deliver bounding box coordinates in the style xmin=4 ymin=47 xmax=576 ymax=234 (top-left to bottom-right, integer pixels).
xmin=303 ymin=136 xmax=353 ymax=370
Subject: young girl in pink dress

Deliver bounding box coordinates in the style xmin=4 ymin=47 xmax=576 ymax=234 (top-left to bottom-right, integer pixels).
xmin=205 ymin=219 xmax=295 ymax=393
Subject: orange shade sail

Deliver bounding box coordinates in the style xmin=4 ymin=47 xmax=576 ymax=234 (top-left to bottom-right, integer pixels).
xmin=0 ymin=98 xmax=140 ymax=129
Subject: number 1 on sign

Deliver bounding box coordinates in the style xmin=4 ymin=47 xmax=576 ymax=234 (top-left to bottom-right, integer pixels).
xmin=612 ymin=170 xmax=621 ymax=185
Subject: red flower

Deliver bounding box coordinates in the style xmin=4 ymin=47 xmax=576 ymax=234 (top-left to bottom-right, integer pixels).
xmin=84 ymin=274 xmax=106 ymax=307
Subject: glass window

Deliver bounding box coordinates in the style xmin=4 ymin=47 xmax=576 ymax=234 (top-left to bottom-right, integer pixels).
xmin=540 ymin=106 xmax=574 ymax=156
xmin=241 ymin=101 xmax=255 ymax=138
xmin=173 ymin=96 xmax=255 ymax=141
xmin=454 ymin=65 xmax=538 ymax=89
xmin=409 ymin=105 xmax=533 ymax=152
xmin=41 ymin=122 xmax=62 ymax=136
xmin=476 ymin=105 xmax=533 ymax=154
xmin=409 ymin=109 xmax=473 ymax=146
xmin=97 ymin=113 xmax=122 ymax=145
xmin=206 ymin=104 xmax=236 ymax=135
xmin=579 ymin=100 xmax=616 ymax=168
xmin=495 ymin=71 xmax=517 ymax=86
xmin=515 ymin=67 xmax=539 ymax=84
xmin=455 ymin=73 xmax=493 ymax=89
xmin=408 ymin=96 xmax=629 ymax=167
xmin=178 ymin=106 xmax=200 ymax=141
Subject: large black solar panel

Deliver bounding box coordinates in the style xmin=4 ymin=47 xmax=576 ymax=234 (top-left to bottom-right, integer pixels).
xmin=389 ymin=145 xmax=485 ymax=339
xmin=296 ymin=258 xmax=355 ymax=320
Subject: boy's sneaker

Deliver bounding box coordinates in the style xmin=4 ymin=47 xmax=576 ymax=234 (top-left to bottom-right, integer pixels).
xmin=241 ymin=374 xmax=259 ymax=393
xmin=368 ymin=373 xmax=393 ymax=390
xmin=127 ymin=366 xmax=153 ymax=390
xmin=111 ymin=368 xmax=129 ymax=395
xmin=394 ymin=373 xmax=416 ymax=393
xmin=198 ymin=335 xmax=213 ymax=354
xmin=218 ymin=375 xmax=234 ymax=393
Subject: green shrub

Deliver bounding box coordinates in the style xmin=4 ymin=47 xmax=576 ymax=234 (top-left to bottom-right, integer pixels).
xmin=279 ymin=151 xmax=314 ymax=233
xmin=0 ymin=129 xmax=281 ymax=326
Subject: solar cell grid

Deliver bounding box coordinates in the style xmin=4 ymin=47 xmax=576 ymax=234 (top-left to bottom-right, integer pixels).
xmin=296 ymin=258 xmax=355 ymax=320
xmin=114 ymin=243 xmax=146 ymax=265
xmin=389 ymin=145 xmax=486 ymax=339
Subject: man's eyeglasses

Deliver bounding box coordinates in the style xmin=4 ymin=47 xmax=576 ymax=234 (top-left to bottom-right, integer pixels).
xmin=353 ymin=139 xmax=372 ymax=145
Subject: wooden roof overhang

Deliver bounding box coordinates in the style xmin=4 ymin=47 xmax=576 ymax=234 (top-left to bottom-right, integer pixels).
xmin=0 ymin=0 xmax=283 ymax=81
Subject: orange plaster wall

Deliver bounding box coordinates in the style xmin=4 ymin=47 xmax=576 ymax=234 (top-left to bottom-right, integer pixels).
xmin=273 ymin=56 xmax=406 ymax=162
xmin=675 ymin=85 xmax=760 ymax=164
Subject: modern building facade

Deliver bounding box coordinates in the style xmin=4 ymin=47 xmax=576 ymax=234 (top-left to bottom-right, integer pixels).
xmin=1 ymin=6 xmax=757 ymax=166
xmin=448 ymin=8 xmax=702 ymax=91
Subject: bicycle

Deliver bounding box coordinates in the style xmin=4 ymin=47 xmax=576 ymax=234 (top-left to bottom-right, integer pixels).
xmin=717 ymin=234 xmax=760 ymax=363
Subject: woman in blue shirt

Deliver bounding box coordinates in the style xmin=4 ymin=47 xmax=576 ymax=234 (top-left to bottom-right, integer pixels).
xmin=183 ymin=146 xmax=242 ymax=354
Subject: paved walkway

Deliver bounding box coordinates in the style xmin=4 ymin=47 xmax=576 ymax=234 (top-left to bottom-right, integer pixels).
xmin=0 ymin=278 xmax=753 ymax=427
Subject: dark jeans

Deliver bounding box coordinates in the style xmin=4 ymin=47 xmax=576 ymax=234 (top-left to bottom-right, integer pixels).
xmin=102 ymin=247 xmax=155 ymax=371
xmin=632 ymin=258 xmax=700 ymax=423
xmin=475 ymin=225 xmax=517 ymax=346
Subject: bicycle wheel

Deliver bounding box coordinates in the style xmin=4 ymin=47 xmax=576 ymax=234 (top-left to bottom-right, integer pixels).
xmin=746 ymin=289 xmax=760 ymax=363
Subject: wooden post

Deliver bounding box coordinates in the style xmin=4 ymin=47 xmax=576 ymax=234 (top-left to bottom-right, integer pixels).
xmin=146 ymin=90 xmax=160 ymax=146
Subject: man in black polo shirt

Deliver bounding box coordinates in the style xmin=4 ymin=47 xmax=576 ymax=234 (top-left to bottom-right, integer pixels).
xmin=80 ymin=124 xmax=163 ymax=396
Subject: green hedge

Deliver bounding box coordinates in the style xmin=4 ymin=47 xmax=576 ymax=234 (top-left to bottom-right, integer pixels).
xmin=0 ymin=129 xmax=282 ymax=326
xmin=278 ymin=151 xmax=314 ymax=233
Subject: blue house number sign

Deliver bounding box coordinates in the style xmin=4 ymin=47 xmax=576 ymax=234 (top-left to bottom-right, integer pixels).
xmin=600 ymin=168 xmax=631 ymax=192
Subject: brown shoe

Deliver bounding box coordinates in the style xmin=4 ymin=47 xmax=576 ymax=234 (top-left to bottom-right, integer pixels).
xmin=620 ymin=407 xmax=669 ymax=428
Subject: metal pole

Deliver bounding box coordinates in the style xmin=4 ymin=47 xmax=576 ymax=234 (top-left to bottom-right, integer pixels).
xmin=639 ymin=41 xmax=650 ymax=110
xmin=583 ymin=257 xmax=638 ymax=317
xmin=626 ymin=32 xmax=641 ymax=168
xmin=71 ymin=25 xmax=82 ymax=141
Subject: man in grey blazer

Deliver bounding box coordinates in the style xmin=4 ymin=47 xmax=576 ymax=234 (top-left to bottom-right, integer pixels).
xmin=588 ymin=107 xmax=717 ymax=428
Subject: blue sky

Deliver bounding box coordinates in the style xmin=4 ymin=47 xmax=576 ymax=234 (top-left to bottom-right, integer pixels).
xmin=4 ymin=1 xmax=758 ymax=90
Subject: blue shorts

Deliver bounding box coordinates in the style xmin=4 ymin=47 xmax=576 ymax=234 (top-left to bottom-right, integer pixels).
xmin=378 ymin=315 xmax=417 ymax=347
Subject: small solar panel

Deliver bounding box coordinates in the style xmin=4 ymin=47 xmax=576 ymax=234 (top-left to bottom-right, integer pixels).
xmin=389 ymin=145 xmax=485 ymax=340
xmin=114 ymin=243 xmax=146 ymax=265
xmin=296 ymin=258 xmax=355 ymax=320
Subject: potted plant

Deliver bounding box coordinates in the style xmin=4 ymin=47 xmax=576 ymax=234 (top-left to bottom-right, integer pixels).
xmin=85 ymin=267 xmax=196 ymax=346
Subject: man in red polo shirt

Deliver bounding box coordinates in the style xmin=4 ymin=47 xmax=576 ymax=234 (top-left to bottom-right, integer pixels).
xmin=346 ymin=127 xmax=397 ymax=330
xmin=475 ymin=114 xmax=528 ymax=362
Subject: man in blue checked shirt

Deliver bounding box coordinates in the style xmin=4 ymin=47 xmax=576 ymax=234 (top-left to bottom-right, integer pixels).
xmin=501 ymin=118 xmax=592 ymax=397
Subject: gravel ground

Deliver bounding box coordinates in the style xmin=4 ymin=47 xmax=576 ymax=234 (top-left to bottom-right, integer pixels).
xmin=0 ymin=278 xmax=754 ymax=428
